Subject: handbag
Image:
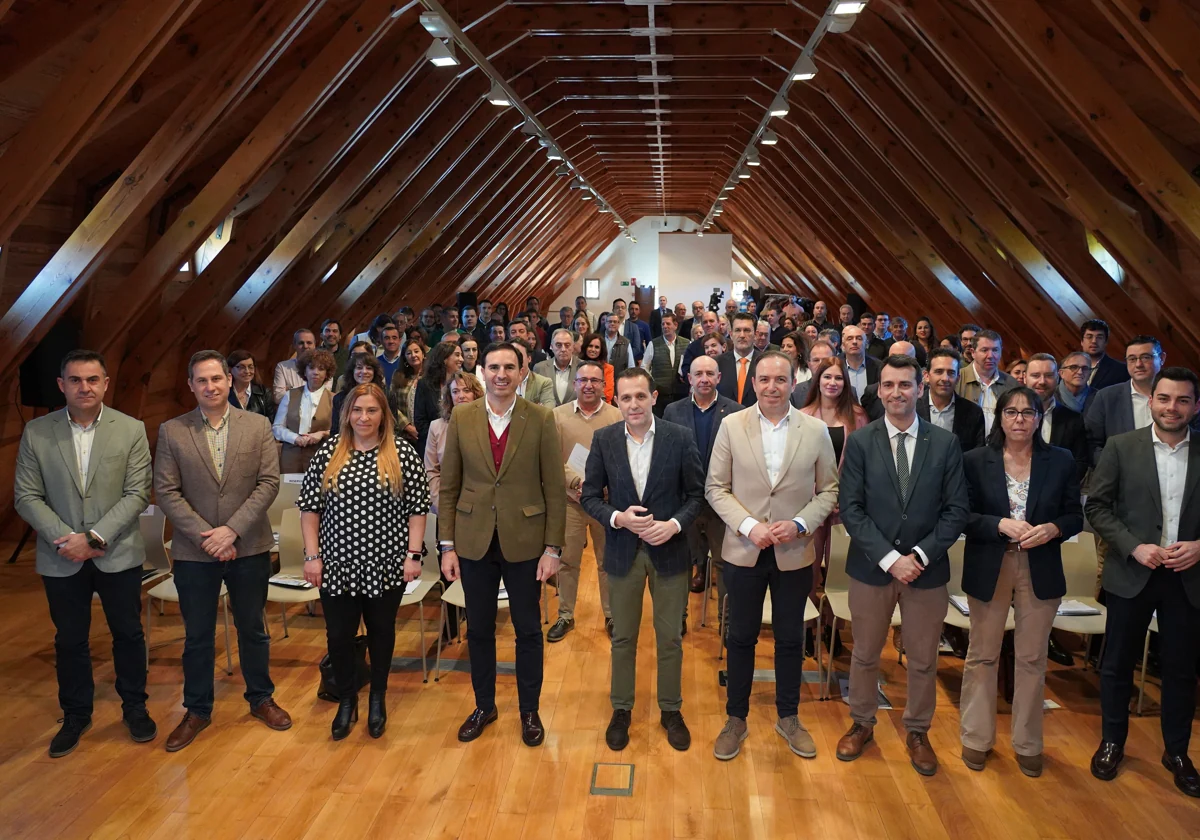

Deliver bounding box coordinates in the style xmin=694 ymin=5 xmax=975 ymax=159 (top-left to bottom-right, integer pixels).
xmin=316 ymin=635 xmax=370 ymax=702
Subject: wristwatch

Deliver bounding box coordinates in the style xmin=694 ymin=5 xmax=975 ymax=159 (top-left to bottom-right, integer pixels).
xmin=407 ymin=550 xmax=424 ymax=563
xmin=544 ymin=545 xmax=561 ymax=558
xmin=86 ymin=530 xmax=107 ymax=551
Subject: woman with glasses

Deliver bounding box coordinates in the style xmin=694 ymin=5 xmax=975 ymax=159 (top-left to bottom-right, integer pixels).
xmin=332 ymin=353 xmax=408 ymax=434
xmin=959 ymin=386 xmax=1082 ymax=778
xmin=226 ymin=350 xmax=275 ymax=419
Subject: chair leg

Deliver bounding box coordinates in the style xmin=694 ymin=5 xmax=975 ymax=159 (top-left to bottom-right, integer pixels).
xmin=435 ymin=601 xmax=445 ymax=682
xmin=418 ymin=598 xmax=428 ymax=683
xmin=1136 ymin=630 xmax=1150 ymax=716
xmin=145 ymin=595 xmax=152 ymax=672
xmin=701 ymin=554 xmax=712 ymax=628
xmin=221 ymin=595 xmax=233 ymax=676
xmin=717 ymin=595 xmax=728 ymax=661
xmin=815 ymin=612 xmax=824 ymax=701
xmin=826 ymin=617 xmax=839 ymax=700
xmin=281 ymin=604 xmax=289 ymax=639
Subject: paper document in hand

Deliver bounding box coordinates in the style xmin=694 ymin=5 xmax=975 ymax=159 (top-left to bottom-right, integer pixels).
xmin=404 ymin=579 xmax=421 ymax=596
xmin=567 ymin=443 xmax=590 ymax=477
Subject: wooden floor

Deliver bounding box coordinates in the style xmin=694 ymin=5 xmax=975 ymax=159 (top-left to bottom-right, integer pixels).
xmin=0 ymin=543 xmax=1197 ymax=840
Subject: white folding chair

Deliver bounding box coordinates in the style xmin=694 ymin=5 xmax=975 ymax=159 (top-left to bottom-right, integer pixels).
xmin=266 ymin=508 xmax=320 ymax=637
xmin=818 ymin=525 xmax=902 ymax=700
xmin=1052 ymin=533 xmax=1106 ymax=670
xmin=268 ymin=479 xmax=303 ymax=533
xmin=944 ymin=537 xmax=1015 ymax=635
xmin=138 ymin=506 xmax=171 ymax=587
xmin=145 ymin=559 xmax=233 ymax=676
xmin=1137 ymin=614 xmax=1159 ymax=716
xmin=435 ymin=579 xmax=511 ymax=680
xmin=716 ymin=591 xmax=822 ymax=686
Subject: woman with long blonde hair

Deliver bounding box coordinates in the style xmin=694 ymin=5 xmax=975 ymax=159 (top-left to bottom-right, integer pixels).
xmin=297 ymin=383 xmax=430 ymax=741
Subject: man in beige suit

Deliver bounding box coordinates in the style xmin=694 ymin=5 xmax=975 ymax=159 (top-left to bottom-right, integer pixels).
xmin=706 ymin=351 xmax=839 ymax=761
xmin=439 ymin=342 xmax=567 ymax=747
xmin=154 ymin=350 xmax=291 ymax=752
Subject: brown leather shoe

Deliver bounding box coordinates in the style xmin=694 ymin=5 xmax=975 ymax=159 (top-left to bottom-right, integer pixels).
xmin=689 ymin=569 xmax=705 ymax=593
xmin=836 ymin=722 xmax=873 ymax=761
xmin=458 ymin=707 xmax=498 ymax=742
xmin=907 ymin=731 xmax=938 ymax=776
xmin=165 ymin=712 xmax=210 ymax=753
xmin=250 ymin=698 xmax=293 ymax=731
xmin=961 ymin=746 xmax=989 ymax=771
xmin=521 ymin=711 xmax=545 ymax=747
xmin=1016 ymin=753 xmax=1043 ymax=778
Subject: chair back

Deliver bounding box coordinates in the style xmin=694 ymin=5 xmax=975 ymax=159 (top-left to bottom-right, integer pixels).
xmin=947 ymin=538 xmax=966 ymax=597
xmin=277 ymin=508 xmax=304 ymax=575
xmin=269 ymin=479 xmax=303 ymax=531
xmin=139 ymin=505 xmax=170 ymax=573
xmin=1060 ymin=532 xmax=1099 ymax=597
xmin=825 ymin=525 xmax=852 ymax=593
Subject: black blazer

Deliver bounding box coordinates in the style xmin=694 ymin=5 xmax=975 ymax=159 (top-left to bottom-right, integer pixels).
xmin=580 ymin=419 xmax=704 ymax=577
xmin=715 ymin=350 xmax=763 ymax=407
xmin=649 ymin=307 xmax=668 ymax=339
xmin=916 ymin=393 xmax=985 ymax=454
xmin=839 ymin=418 xmax=970 ymax=588
xmin=1046 ymin=404 xmax=1088 ymax=484
xmin=840 ymin=354 xmax=882 ymax=388
xmin=962 ymin=445 xmax=1083 ymax=601
xmin=412 ymin=378 xmax=442 ymax=460
xmin=865 ymin=334 xmax=896 ymax=361
xmin=230 ymin=382 xmax=275 ymax=422
xmin=662 ymin=394 xmax=744 ymax=473
xmin=1089 ymin=353 xmax=1130 ymax=392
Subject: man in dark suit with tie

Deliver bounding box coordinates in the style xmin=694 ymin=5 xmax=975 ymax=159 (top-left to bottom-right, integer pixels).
xmin=665 ymin=355 xmax=744 ymax=600
xmin=859 ymin=341 xmax=917 ymax=421
xmin=1085 ymin=367 xmax=1200 ymax=798
xmin=716 ymin=313 xmax=763 ymax=408
xmin=836 ymin=355 xmax=970 ymax=777
xmin=915 ymin=347 xmax=985 ymax=453
xmin=582 ymin=368 xmax=704 ymax=753
xmin=649 ymin=295 xmax=670 ymax=339
xmin=1081 ymin=319 xmax=1131 ymax=392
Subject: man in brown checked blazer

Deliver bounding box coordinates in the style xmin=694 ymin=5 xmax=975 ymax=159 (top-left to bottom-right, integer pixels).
xmin=439 ymin=342 xmax=567 ymax=747
xmin=154 ymin=350 xmax=291 ymax=752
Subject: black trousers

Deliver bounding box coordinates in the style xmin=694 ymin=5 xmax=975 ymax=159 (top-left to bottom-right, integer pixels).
xmin=42 ymin=561 xmax=148 ymax=718
xmin=723 ymin=548 xmax=812 ymax=720
xmin=1100 ymin=566 xmax=1200 ymax=755
xmin=459 ymin=532 xmax=543 ymax=713
xmin=321 ymin=587 xmax=403 ymax=695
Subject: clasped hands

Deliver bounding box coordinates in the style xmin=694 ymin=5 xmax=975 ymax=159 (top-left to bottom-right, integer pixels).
xmin=747 ymin=520 xmax=802 ymax=550
xmin=54 ymin=532 xmax=103 ymax=563
xmin=294 ymin=430 xmax=330 ymax=447
xmin=1132 ymin=541 xmax=1200 ymax=572
xmin=200 ymin=525 xmax=238 ymax=561
xmin=615 ymin=505 xmax=679 ymax=547
xmin=998 ymin=518 xmax=1061 ymax=550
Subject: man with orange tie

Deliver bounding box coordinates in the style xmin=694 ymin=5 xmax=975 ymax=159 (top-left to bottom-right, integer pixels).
xmin=716 ymin=313 xmax=764 ymax=408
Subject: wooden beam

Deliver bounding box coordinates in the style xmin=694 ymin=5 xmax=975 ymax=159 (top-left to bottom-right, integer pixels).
xmin=0 ymin=0 xmax=120 ymax=86
xmin=0 ymin=0 xmax=206 ymax=245
xmin=0 ymin=0 xmax=325 ymax=384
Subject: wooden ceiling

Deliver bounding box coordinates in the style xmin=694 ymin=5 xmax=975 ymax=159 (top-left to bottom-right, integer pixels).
xmin=0 ymin=0 xmax=1198 ymax=441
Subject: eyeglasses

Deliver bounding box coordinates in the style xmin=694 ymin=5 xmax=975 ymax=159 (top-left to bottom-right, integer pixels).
xmin=1125 ymin=353 xmax=1159 ymax=364
xmin=1060 ymin=364 xmax=1091 ymax=373
xmin=575 ymin=377 xmax=604 ymax=386
xmin=1001 ymin=408 xmax=1040 ymax=420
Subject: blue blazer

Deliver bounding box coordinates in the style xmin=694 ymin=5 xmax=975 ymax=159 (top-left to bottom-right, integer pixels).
xmin=580 ymin=419 xmax=704 ymax=577
xmin=962 ymin=445 xmax=1083 ymax=601
xmin=662 ymin=393 xmax=744 ymax=474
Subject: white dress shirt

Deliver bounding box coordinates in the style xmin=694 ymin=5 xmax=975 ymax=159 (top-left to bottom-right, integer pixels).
xmin=1131 ymin=381 xmax=1152 ymax=430
xmin=736 ymin=407 xmax=808 ymax=540
xmin=609 ymin=418 xmax=681 ymax=535
xmin=1152 ymin=426 xmax=1189 ymax=547
xmin=975 ymin=366 xmax=1000 ymax=435
xmin=486 ymin=396 xmax=516 ymax=438
xmin=639 ymin=335 xmax=678 ymax=371
xmin=272 ymin=386 xmax=324 ymax=444
xmin=67 ymin=405 xmax=103 ymax=491
xmin=928 ymin=396 xmax=955 ymax=434
xmin=845 ymin=357 xmax=869 ymax=401
xmin=878 ymin=416 xmax=931 ymax=572
xmin=1040 ymin=398 xmax=1056 ymax=443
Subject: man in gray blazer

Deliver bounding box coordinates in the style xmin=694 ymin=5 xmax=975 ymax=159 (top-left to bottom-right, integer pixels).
xmin=533 ymin=329 xmax=579 ymax=407
xmin=14 ymin=350 xmax=155 ymax=758
xmin=836 ymin=355 xmax=969 ymax=776
xmin=1085 ymin=367 xmax=1200 ymax=797
xmin=514 ymin=342 xmax=555 ymax=408
xmin=154 ymin=350 xmax=290 ymax=752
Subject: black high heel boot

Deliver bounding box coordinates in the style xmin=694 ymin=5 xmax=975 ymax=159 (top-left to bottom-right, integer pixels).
xmin=367 ymin=690 xmax=387 ymax=739
xmin=331 ymin=694 xmax=358 ymax=741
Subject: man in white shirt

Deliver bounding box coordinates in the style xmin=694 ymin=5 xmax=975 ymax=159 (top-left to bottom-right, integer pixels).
xmin=841 ymin=326 xmax=879 ymax=403
xmin=1085 ymin=335 xmax=1171 ymax=467
xmin=641 ymin=312 xmax=689 ymax=413
xmin=533 ymin=329 xmax=578 ymax=407
xmin=955 ymin=329 xmax=1017 ymax=435
xmin=916 ymin=347 xmax=985 ymax=453
xmin=600 ymin=311 xmax=635 ymax=375
xmin=273 ymin=329 xmax=330 ymax=402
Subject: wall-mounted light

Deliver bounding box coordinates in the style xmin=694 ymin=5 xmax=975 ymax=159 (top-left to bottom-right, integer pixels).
xmin=426 ymin=39 xmax=459 ymax=67
xmin=487 ymin=81 xmax=511 ymax=107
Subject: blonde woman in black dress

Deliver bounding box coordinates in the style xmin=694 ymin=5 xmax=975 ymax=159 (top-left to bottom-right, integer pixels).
xmin=299 ymin=383 xmax=430 ymax=740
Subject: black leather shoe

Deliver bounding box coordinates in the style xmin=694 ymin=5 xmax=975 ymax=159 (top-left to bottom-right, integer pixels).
xmin=331 ymin=696 xmax=358 ymax=741
xmin=546 ymin=618 xmax=574 ymax=643
xmin=1090 ymin=741 xmax=1124 ymax=781
xmin=458 ymin=707 xmax=497 ymax=742
xmin=606 ymin=709 xmax=631 ymax=751
xmin=689 ymin=569 xmax=705 ymax=593
xmin=123 ymin=709 xmax=157 ymax=743
xmin=605 ymin=618 xmax=614 ymax=639
xmin=367 ymin=691 xmax=387 ymax=739
xmin=49 ymin=716 xmax=91 ymax=758
xmin=1046 ymin=634 xmax=1074 ymax=667
xmin=520 ymin=711 xmax=545 ymax=747
xmin=1162 ymin=753 xmax=1200 ymax=798
xmin=661 ymin=711 xmax=691 ymax=751
xmin=681 ymin=616 xmax=688 ymax=637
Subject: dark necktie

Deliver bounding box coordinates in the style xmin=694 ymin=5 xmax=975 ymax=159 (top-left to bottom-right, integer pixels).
xmin=895 ymin=431 xmax=910 ymax=503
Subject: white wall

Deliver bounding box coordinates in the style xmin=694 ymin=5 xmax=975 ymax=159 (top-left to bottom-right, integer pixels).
xmin=548 ymin=215 xmax=753 ymax=318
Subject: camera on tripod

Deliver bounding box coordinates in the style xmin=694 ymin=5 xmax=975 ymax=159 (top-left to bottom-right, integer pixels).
xmin=708 ymin=288 xmax=725 ymax=312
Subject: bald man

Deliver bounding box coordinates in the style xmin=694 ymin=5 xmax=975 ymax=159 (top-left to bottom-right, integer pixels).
xmin=860 ymin=342 xmax=916 ymax=422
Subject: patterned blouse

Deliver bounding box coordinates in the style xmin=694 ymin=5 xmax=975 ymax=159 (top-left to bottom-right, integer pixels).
xmin=1005 ymin=472 xmax=1030 ymax=523
xmin=297 ymin=435 xmax=430 ymax=597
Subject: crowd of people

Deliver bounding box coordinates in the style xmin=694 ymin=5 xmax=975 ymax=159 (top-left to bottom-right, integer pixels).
xmin=12 ymin=293 xmax=1200 ymax=799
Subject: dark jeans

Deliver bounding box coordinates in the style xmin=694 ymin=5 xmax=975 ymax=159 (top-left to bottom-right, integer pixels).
xmin=173 ymin=554 xmax=274 ymax=718
xmin=723 ymin=548 xmax=812 ymax=720
xmin=321 ymin=588 xmax=403 ymax=695
xmin=1100 ymin=566 xmax=1200 ymax=754
xmin=42 ymin=561 xmax=148 ymax=718
xmin=459 ymin=532 xmax=543 ymax=713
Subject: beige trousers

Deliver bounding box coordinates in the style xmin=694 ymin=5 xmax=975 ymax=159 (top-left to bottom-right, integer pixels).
xmin=558 ymin=501 xmax=610 ymax=620
xmin=960 ymin=551 xmax=1060 ymax=756
xmin=848 ymin=578 xmax=948 ymax=733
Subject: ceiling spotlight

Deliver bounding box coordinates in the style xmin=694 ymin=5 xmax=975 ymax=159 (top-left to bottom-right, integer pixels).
xmin=769 ymin=94 xmax=790 ymax=117
xmin=555 ymin=164 xmax=570 ymax=176
xmin=833 ymin=1 xmax=868 ymax=14
xmin=569 ymin=178 xmax=585 ymax=190
xmin=546 ymin=147 xmax=563 ymax=161
xmin=631 ymin=237 xmax=637 ymax=243
xmin=792 ymin=55 xmax=818 ymax=81
xmin=520 ymin=119 xmax=539 ymax=136
xmin=598 ymin=204 xmax=612 ymax=213
xmin=419 ymin=11 xmax=452 ymax=38
xmin=761 ymin=129 xmax=778 ymax=145
xmin=696 ymin=230 xmax=704 ymax=237
xmin=737 ymin=166 xmax=751 ymax=179
xmin=426 ymin=39 xmax=459 ymax=67
xmin=487 ymin=81 xmax=511 ymax=107
xmin=581 ymin=192 xmax=594 ymax=200
xmin=746 ymin=150 xmax=761 ymax=166
xmin=828 ymin=13 xmax=857 ymax=33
